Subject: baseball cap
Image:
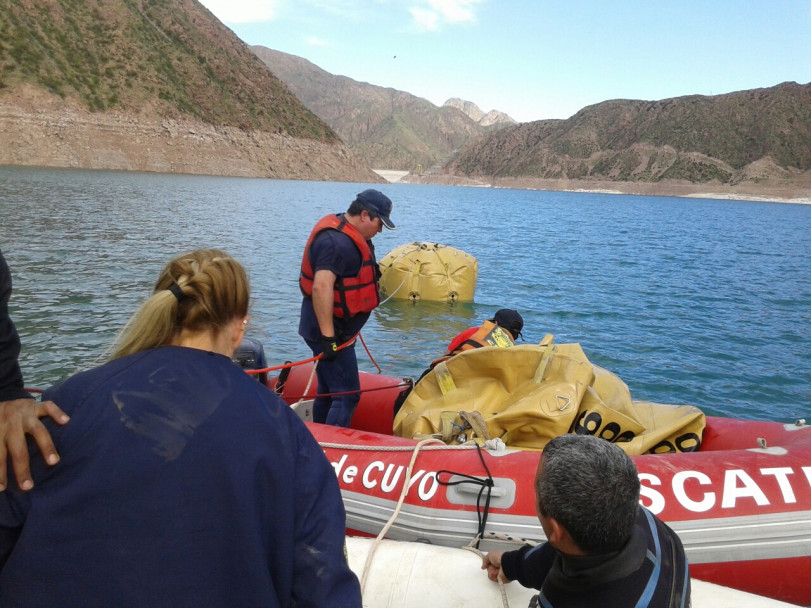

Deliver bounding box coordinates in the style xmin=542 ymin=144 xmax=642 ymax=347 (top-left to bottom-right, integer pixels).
xmin=356 ymin=189 xmax=396 ymax=230
xmin=491 ymin=309 xmax=523 ymax=340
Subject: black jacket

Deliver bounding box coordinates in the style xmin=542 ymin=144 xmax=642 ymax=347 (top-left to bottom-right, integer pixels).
xmin=501 ymin=507 xmax=690 ymax=608
xmin=0 ymin=250 xmax=31 ymax=402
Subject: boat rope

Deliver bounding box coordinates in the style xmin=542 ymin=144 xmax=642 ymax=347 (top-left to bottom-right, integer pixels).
xmin=279 ymin=381 xmax=412 ymax=402
xmin=318 ymin=440 xmax=486 ymax=452
xmin=358 ymin=332 xmax=382 ymax=373
xmin=359 ymin=436 xmax=446 ymax=593
xmin=245 ymin=334 xmax=360 ymax=375
xmin=244 ymin=328 xmax=389 ymax=378
xmin=334 ymin=437 xmax=513 ymax=602
xmin=458 ymin=530 xmax=540 ymax=608
xmin=436 ymin=442 xmax=495 ymax=549
xmin=460 ymin=542 xmax=513 ymax=608
xmin=294 ymin=360 xmax=319 ymax=413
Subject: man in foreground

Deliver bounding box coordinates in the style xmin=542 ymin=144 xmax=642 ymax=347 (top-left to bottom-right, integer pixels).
xmin=482 ymin=434 xmax=690 ymax=607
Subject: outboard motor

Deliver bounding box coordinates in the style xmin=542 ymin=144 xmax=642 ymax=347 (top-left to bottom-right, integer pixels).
xmin=232 ymin=337 xmax=269 ymax=385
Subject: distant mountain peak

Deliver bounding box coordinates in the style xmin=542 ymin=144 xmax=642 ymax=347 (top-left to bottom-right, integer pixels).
xmin=443 ymin=98 xmax=516 ymax=126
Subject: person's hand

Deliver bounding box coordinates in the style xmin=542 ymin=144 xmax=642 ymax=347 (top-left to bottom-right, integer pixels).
xmin=320 ymin=335 xmax=339 ymax=363
xmin=481 ymin=550 xmax=510 ymax=583
xmin=0 ymin=398 xmax=69 ymax=492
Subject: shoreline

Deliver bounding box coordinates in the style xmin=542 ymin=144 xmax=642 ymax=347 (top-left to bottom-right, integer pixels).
xmin=397 ymin=173 xmax=811 ymax=205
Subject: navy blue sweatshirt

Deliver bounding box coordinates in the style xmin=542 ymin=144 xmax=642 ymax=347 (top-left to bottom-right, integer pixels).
xmin=0 ymin=346 xmax=361 ymax=607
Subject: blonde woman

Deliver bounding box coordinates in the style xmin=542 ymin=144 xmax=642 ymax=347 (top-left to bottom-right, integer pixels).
xmin=0 ymin=250 xmax=361 ymax=607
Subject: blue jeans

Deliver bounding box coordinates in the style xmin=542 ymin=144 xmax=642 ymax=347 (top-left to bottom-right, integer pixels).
xmin=304 ymin=338 xmax=361 ymax=427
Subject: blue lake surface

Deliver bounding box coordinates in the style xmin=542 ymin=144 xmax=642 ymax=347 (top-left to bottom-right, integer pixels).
xmin=1 ymin=165 xmax=809 ymax=422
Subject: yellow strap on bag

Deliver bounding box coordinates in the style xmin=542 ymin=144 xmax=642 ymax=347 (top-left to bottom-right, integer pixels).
xmin=534 ymin=342 xmax=555 ymax=382
xmin=440 ymin=411 xmax=460 ymax=443
xmin=459 ymin=410 xmax=490 ymax=442
xmin=433 ymin=361 xmax=457 ymax=395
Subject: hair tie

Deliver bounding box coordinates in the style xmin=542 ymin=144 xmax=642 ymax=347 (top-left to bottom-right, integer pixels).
xmin=168 ymin=283 xmax=186 ymax=303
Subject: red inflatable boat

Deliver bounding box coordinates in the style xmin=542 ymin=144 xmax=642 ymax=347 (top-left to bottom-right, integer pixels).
xmin=270 ymin=363 xmax=811 ymax=605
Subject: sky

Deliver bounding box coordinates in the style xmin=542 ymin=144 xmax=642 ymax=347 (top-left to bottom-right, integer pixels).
xmin=198 ymin=0 xmax=811 ymax=123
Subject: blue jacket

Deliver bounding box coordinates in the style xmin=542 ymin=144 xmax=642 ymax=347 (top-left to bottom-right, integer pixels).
xmin=0 ymin=346 xmax=361 ymax=607
xmin=501 ymin=507 xmax=690 ymax=608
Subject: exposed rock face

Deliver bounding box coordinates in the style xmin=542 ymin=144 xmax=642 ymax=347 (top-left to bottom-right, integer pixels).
xmin=480 ymin=110 xmax=515 ymax=127
xmin=443 ymin=98 xmax=485 ymax=122
xmin=0 ymin=0 xmax=380 ymax=182
xmin=0 ymin=87 xmax=379 ymax=181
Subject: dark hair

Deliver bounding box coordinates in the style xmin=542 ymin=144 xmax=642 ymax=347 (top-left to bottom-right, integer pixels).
xmin=536 ymin=434 xmax=640 ymax=554
xmin=347 ymin=199 xmax=367 ymax=217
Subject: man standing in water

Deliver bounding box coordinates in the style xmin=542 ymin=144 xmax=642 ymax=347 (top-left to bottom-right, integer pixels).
xmin=298 ymin=190 xmax=396 ymax=427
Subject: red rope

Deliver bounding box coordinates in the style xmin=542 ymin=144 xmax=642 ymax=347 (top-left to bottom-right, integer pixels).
xmin=244 ymin=334 xmax=358 ymax=375
xmin=359 ymin=332 xmax=382 ymax=373
xmin=282 ymin=381 xmax=411 ymax=401
xmin=245 ymin=331 xmax=372 ymax=375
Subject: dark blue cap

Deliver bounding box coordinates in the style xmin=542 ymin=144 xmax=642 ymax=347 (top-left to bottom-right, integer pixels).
xmin=491 ymin=309 xmax=523 ymax=339
xmin=356 ymin=189 xmax=396 ymax=229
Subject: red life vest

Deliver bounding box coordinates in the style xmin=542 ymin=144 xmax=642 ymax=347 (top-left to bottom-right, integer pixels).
xmin=430 ymin=320 xmax=515 ymax=368
xmin=300 ymin=214 xmax=381 ymax=318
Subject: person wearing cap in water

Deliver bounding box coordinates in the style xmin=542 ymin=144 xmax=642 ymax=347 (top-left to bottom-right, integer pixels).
xmin=429 ymin=308 xmax=524 ymax=369
xmin=299 ymin=189 xmax=396 ymax=427
xmin=390 ymin=308 xmax=525 ymax=415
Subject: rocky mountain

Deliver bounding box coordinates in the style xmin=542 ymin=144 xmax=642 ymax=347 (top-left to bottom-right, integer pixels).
xmin=252 ymin=46 xmax=514 ymax=172
xmin=441 ymin=82 xmax=810 ymax=193
xmin=443 ymin=98 xmax=515 ymax=127
xmin=0 ymin=0 xmax=379 ymax=181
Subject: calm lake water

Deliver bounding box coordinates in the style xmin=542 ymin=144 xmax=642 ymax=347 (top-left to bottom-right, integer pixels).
xmin=1 ymin=165 xmax=809 ymax=422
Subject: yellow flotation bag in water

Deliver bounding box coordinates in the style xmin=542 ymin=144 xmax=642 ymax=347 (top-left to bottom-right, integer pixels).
xmin=378 ymin=242 xmax=477 ymax=303
xmin=393 ymin=340 xmax=705 ymax=455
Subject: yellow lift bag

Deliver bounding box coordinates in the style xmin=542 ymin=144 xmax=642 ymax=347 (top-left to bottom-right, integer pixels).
xmin=378 ymin=242 xmax=477 ymax=303
xmin=393 ymin=341 xmax=705 ymax=455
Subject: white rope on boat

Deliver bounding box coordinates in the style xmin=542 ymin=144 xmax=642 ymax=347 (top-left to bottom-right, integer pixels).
xmin=344 ymin=434 xmax=524 ymax=606
xmin=318 ymin=440 xmax=486 ymax=452
xmin=290 ymin=360 xmax=319 ymax=414
xmin=359 ymin=436 xmax=445 ymax=591
xmin=461 ymin=542 xmax=513 ymax=608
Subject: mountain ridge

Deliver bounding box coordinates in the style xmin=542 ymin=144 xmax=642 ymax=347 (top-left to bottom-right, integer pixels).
xmin=428 ymin=81 xmax=810 ymax=198
xmin=252 ymin=46 xmax=514 ymax=172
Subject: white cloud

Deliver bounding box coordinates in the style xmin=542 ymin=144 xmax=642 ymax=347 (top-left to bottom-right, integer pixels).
xmin=409 ymin=0 xmax=481 ymax=31
xmin=409 ymin=7 xmax=440 ymax=30
xmin=198 ymin=0 xmax=277 ymax=24
xmin=427 ymin=0 xmax=480 ymax=24
xmin=306 ymin=36 xmax=328 ymax=46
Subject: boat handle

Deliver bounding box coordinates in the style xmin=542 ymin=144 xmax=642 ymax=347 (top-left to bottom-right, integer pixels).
xmin=453 ymin=482 xmax=508 ymax=498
